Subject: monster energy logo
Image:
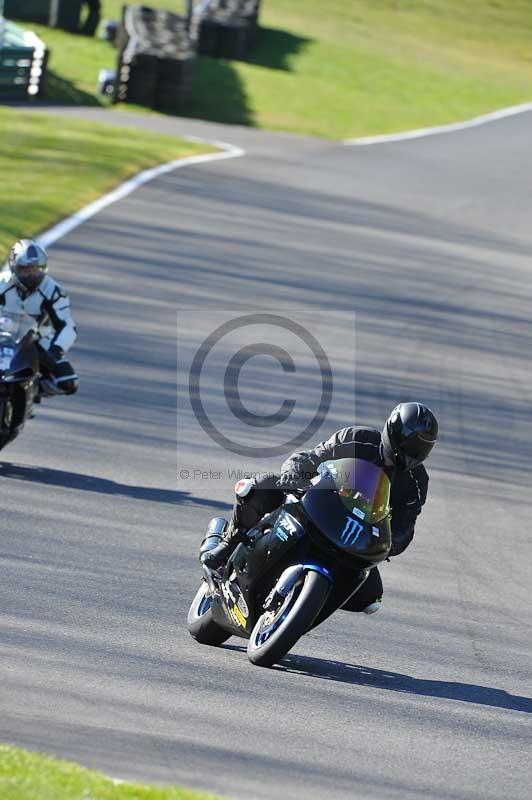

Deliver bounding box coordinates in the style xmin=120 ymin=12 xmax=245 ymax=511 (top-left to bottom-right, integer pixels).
xmin=340 ymin=517 xmax=364 ymax=545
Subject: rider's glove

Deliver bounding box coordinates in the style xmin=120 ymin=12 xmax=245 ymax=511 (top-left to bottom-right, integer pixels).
xmin=277 ymin=471 xmax=312 ymax=493
xmin=48 ymin=345 xmax=64 ymax=362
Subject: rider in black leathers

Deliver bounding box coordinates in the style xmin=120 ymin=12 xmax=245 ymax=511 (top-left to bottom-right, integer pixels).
xmin=203 ymin=403 xmax=438 ymax=614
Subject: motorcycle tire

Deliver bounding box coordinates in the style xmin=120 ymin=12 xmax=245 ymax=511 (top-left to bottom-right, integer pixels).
xmin=247 ymin=570 xmax=330 ymax=668
xmin=187 ymin=581 xmax=231 ymax=646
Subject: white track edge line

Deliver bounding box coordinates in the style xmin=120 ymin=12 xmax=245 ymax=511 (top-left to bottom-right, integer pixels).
xmin=38 ymin=139 xmax=245 ymax=249
xmin=344 ymin=101 xmax=532 ymax=146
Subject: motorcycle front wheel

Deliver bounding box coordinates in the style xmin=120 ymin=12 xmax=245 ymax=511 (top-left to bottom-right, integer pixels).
xmin=187 ymin=582 xmax=231 ymax=646
xmin=247 ymin=570 xmax=330 ymax=668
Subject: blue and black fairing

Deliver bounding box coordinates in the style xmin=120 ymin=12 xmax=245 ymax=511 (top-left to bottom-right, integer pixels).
xmin=9 ymin=331 xmax=39 ymax=381
xmin=207 ymin=507 xmax=309 ymax=638
xmin=302 ymin=458 xmax=392 ymax=564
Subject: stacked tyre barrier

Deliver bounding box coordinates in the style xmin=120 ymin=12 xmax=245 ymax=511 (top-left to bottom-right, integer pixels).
xmin=4 ymin=0 xmax=90 ymax=34
xmin=114 ymin=5 xmax=196 ymax=112
xmin=0 ymin=19 xmax=48 ymax=99
xmin=3 ymin=0 xmax=51 ymax=25
xmin=198 ymin=0 xmax=261 ymax=60
xmin=49 ymin=0 xmax=84 ymax=33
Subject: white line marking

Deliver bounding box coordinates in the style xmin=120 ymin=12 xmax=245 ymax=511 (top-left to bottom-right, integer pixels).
xmin=38 ymin=139 xmax=244 ymax=248
xmin=344 ymin=101 xmax=532 ymax=146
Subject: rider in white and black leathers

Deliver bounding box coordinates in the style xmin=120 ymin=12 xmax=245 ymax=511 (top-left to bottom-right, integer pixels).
xmin=203 ymin=403 xmax=438 ymax=615
xmin=1 ymin=240 xmax=78 ymax=397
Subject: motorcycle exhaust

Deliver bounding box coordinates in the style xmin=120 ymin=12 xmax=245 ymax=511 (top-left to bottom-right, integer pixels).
xmin=200 ymin=517 xmax=228 ymax=593
xmin=199 ymin=516 xmax=227 ymax=559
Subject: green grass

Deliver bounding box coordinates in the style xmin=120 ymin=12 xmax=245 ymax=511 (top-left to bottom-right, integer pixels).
xmin=0 ymin=107 xmax=213 ymax=256
xmin=0 ymin=744 xmax=222 ymax=800
xmin=7 ymin=0 xmax=532 ymax=138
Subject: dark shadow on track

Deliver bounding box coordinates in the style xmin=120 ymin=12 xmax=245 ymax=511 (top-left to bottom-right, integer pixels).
xmin=0 ymin=462 xmax=231 ymax=509
xmin=275 ymin=655 xmax=532 ymax=714
xmin=220 ymin=643 xmax=247 ymax=653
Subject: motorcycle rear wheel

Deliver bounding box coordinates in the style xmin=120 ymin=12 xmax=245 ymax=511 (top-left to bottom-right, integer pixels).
xmin=247 ymin=570 xmax=329 ymax=668
xmin=187 ymin=582 xmax=231 ymax=646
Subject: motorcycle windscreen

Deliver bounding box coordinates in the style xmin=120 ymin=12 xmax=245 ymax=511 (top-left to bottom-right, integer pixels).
xmin=0 ymin=313 xmax=32 ymax=343
xmin=0 ymin=332 xmax=16 ymax=371
xmin=301 ymin=458 xmax=391 ymax=560
xmin=322 ymin=458 xmax=391 ymax=524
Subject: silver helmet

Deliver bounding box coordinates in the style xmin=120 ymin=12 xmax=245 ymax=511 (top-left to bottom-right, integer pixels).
xmin=9 ymin=239 xmax=48 ymax=292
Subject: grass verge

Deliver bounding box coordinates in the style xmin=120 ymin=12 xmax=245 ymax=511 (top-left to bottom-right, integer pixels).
xmin=0 ymin=744 xmax=222 ymax=800
xmin=0 ymin=107 xmax=214 ymax=256
xmin=6 ymin=0 xmax=532 ymax=139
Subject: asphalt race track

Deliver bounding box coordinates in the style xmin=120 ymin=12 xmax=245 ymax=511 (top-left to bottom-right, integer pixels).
xmin=2 ymin=107 xmax=532 ymax=800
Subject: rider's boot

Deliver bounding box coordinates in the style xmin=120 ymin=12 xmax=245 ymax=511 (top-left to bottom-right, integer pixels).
xmin=363 ymin=598 xmax=382 ymax=614
xmin=201 ymin=519 xmax=246 ymax=570
xmin=39 ymin=377 xmax=63 ymax=397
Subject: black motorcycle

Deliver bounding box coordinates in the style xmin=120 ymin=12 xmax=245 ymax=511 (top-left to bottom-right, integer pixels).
xmin=187 ymin=457 xmax=392 ymax=668
xmin=0 ymin=312 xmax=39 ymax=452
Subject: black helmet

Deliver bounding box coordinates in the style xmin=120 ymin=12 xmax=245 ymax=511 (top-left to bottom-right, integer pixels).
xmin=382 ymin=402 xmax=438 ymax=470
xmin=8 ymin=239 xmax=48 ymax=292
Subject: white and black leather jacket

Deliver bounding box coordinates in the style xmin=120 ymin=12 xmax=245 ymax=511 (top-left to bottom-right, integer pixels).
xmin=281 ymin=426 xmax=429 ymax=556
xmin=0 ymin=272 xmax=77 ymax=353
